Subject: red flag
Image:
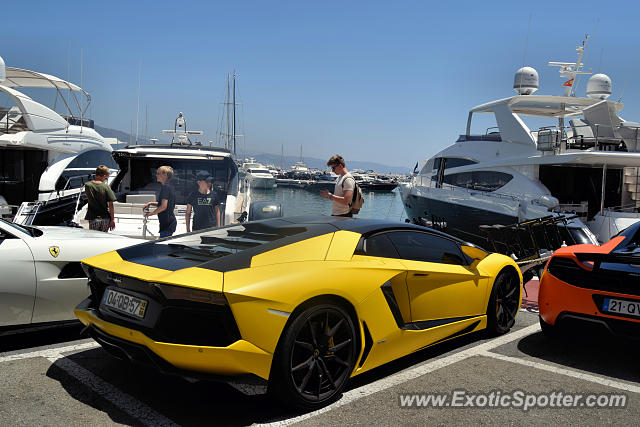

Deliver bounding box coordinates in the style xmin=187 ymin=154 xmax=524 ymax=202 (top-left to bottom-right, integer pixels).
xmin=562 ymin=78 xmax=574 ymax=87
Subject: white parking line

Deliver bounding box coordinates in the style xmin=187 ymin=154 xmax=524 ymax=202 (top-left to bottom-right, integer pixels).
xmin=0 ymin=341 xmax=175 ymax=426
xmin=481 ymin=352 xmax=640 ymax=394
xmin=0 ymin=341 xmax=98 ymax=363
xmin=49 ymin=355 xmax=178 ymax=427
xmin=257 ymin=323 xmax=541 ymax=426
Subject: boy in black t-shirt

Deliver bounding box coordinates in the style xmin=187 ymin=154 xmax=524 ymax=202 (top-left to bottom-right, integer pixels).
xmin=143 ymin=165 xmax=176 ymax=237
xmin=186 ymin=171 xmax=220 ymax=232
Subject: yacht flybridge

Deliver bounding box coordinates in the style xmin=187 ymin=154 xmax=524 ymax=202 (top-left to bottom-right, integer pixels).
xmin=401 ymin=36 xmax=640 ymax=245
xmin=0 ymin=56 xmax=115 ymax=225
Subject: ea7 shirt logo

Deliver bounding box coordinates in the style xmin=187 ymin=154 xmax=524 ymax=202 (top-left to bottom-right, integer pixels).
xmin=49 ymin=246 xmax=60 ymax=258
xmin=197 ymin=197 xmax=213 ymax=205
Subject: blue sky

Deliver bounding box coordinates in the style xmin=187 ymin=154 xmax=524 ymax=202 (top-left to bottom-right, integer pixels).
xmin=3 ymin=0 xmax=640 ymax=169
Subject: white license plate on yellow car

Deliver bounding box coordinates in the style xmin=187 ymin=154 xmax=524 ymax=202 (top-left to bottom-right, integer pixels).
xmin=102 ymin=289 xmax=148 ymax=318
xmin=603 ymin=298 xmax=640 ymax=317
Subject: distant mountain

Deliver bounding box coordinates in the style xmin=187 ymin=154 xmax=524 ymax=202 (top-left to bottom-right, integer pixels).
xmin=93 ymin=125 xmax=410 ymax=174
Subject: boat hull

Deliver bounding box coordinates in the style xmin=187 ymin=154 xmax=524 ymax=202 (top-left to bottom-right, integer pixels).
xmin=248 ymin=177 xmax=276 ymax=190
xmin=402 ymin=193 xmax=517 ymax=245
xmin=360 ymin=182 xmax=397 ymax=191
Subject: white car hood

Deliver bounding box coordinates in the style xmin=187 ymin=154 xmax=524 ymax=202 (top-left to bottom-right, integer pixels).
xmin=35 ymin=226 xmax=131 ymax=240
xmin=29 ymin=226 xmax=136 ymax=262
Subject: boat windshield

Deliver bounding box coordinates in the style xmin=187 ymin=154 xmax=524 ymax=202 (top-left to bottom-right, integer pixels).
xmin=113 ymin=157 xmax=238 ymax=205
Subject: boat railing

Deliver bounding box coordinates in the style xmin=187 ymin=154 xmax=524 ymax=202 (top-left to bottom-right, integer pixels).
xmin=552 ymin=202 xmax=589 ymax=219
xmin=533 ymin=123 xmax=634 ymax=152
xmin=0 ymin=109 xmax=78 ymax=135
xmin=0 ymin=107 xmax=29 ymax=134
xmin=601 ymin=204 xmax=640 ymax=214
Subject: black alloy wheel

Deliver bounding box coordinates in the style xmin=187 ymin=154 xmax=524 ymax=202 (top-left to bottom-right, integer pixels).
xmin=271 ymin=304 xmax=357 ymax=409
xmin=487 ymin=270 xmax=521 ymax=335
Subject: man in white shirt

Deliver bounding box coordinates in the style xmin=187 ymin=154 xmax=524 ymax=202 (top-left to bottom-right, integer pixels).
xmin=320 ymin=155 xmax=355 ymax=217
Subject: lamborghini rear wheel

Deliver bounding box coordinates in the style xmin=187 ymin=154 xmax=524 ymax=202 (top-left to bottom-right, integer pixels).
xmin=271 ymin=303 xmax=357 ymax=409
xmin=487 ymin=269 xmax=520 ymax=335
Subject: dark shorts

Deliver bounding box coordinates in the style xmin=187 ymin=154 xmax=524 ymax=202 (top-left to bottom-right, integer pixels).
xmin=159 ymin=219 xmax=177 ymax=237
xmin=332 ymin=212 xmax=353 ymax=217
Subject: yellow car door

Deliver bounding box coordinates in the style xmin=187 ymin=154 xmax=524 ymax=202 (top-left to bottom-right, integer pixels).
xmin=385 ymin=230 xmax=487 ymax=323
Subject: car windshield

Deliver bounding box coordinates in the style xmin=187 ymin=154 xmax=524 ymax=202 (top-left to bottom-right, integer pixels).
xmin=0 ymin=219 xmax=38 ymax=236
xmin=156 ymin=221 xmax=308 ymax=260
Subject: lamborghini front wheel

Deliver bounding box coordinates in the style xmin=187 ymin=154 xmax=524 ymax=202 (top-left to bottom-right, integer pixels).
xmin=271 ymin=303 xmax=357 ymax=409
xmin=487 ymin=269 xmax=520 ymax=335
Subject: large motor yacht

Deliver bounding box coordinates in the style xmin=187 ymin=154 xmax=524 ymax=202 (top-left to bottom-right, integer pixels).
xmin=240 ymin=158 xmax=276 ymax=189
xmin=401 ymin=37 xmax=640 ymax=245
xmin=0 ymin=56 xmax=116 ymax=225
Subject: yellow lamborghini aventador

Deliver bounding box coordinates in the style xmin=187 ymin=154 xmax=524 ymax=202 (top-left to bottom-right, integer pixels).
xmin=75 ymin=216 xmax=522 ymax=409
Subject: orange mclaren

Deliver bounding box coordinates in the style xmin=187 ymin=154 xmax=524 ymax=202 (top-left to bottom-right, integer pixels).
xmin=539 ymin=222 xmax=640 ymax=338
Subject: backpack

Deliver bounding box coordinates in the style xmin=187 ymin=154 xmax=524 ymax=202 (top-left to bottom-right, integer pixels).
xmin=342 ymin=176 xmax=365 ymax=214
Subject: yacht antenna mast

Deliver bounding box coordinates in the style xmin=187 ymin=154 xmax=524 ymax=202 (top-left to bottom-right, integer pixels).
xmin=548 ymin=34 xmax=592 ymax=96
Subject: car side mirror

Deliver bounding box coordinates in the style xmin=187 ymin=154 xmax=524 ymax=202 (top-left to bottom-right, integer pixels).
xmin=461 ymin=245 xmax=488 ymax=267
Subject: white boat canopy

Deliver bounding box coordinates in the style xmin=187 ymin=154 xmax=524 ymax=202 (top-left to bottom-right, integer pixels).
xmin=3 ymin=67 xmax=88 ymax=95
xmin=1 ymin=67 xmax=91 ymax=116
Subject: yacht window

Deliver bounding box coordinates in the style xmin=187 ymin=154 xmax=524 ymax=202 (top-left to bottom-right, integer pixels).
xmin=0 ymin=149 xmax=48 ymax=205
xmin=419 ymin=159 xmax=435 ymax=175
xmin=443 ymin=171 xmax=513 ymax=192
xmin=67 ymin=150 xmax=118 ymax=170
xmin=444 ymin=158 xmax=477 ymax=169
xmin=55 ymin=170 xmax=93 ymax=190
xmin=124 ymin=158 xmax=237 ymax=205
xmin=386 ymin=231 xmax=467 ymax=265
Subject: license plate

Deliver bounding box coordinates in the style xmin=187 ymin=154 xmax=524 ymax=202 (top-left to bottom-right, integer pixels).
xmin=102 ymin=289 xmax=148 ymax=318
xmin=602 ymin=298 xmax=640 ymax=317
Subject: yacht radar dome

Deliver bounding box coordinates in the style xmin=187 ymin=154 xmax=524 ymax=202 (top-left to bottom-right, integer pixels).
xmin=586 ymin=73 xmax=612 ymax=100
xmin=513 ymin=67 xmax=538 ymax=95
xmin=0 ymin=55 xmax=5 ymax=82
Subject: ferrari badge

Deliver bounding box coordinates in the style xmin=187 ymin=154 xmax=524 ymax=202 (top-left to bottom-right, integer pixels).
xmin=49 ymin=246 xmax=60 ymax=258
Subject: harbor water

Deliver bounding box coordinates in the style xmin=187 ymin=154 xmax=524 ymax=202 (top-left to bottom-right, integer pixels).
xmin=250 ymin=187 xmax=408 ymax=222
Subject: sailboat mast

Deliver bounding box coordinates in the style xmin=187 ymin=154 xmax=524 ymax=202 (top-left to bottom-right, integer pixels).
xmin=232 ymin=71 xmax=237 ymax=156
xmin=225 ymin=73 xmax=231 ymax=151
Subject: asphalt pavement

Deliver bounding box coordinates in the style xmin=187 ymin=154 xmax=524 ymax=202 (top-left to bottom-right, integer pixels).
xmin=1 ymin=308 xmax=639 ymax=426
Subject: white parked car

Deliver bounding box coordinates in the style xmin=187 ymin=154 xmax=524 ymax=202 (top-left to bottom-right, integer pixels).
xmin=0 ymin=219 xmax=135 ymax=333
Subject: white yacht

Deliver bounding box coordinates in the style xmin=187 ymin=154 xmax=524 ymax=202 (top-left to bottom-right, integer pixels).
xmin=240 ymin=158 xmax=276 ymax=189
xmin=244 ymin=167 xmax=276 ymax=189
xmin=0 ymin=56 xmax=116 ymax=225
xmin=76 ymin=113 xmax=252 ymax=239
xmin=401 ymin=37 xmax=640 ymax=245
